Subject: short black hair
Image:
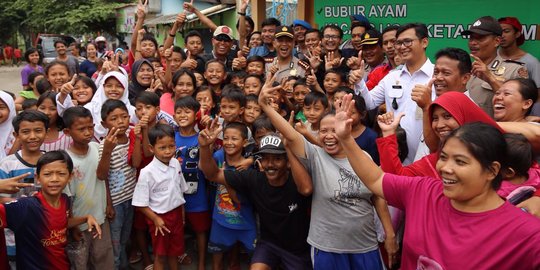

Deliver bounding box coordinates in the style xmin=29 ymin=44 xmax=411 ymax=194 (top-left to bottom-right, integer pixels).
xmin=205 ymin=59 xmax=226 ymax=71
xmin=230 ymin=70 xmax=247 ymax=80
xmin=245 ymin=94 xmax=258 ymax=104
xmin=221 ymin=87 xmax=246 ymax=107
xmin=382 ymin=25 xmax=400 ymax=35
xmin=54 ymin=40 xmax=67 ymax=48
xmin=246 ymin=55 xmax=265 ymax=65
xmin=305 ymin=29 xmax=321 ymax=39
xmin=36 ymin=78 xmax=52 ymax=94
xmin=396 ymin=23 xmax=429 ymax=40
xmin=261 ymin=17 xmax=281 ymax=28
xmin=322 ymin=24 xmax=344 ymax=39
xmin=12 ymin=110 xmax=49 ymax=133
xmin=224 ymin=122 xmax=248 ymax=139
xmin=22 ymin=99 xmax=38 ymax=110
xmin=172 ymin=46 xmax=187 ymax=60
xmin=505 ymin=78 xmax=538 ymax=115
xmin=174 ymin=96 xmax=200 ymax=112
xmin=184 ymin=30 xmax=203 ymax=43
xmin=304 ymin=91 xmax=329 ymax=108
xmin=252 ymin=116 xmax=276 ymax=135
xmin=435 ymin=47 xmax=472 ymax=75
xmin=244 ymin=74 xmax=263 ymax=84
xmin=293 ymin=78 xmax=308 ymax=89
xmin=36 ymin=150 xmax=73 ymax=175
xmin=63 ymin=106 xmax=93 ymax=128
xmin=28 ymin=71 xmax=44 ymax=87
xmin=351 ymin=21 xmax=368 ymax=32
xmin=503 ymin=133 xmax=532 ymax=179
xmin=100 ymin=99 xmax=128 ymax=121
xmin=148 ymin=123 xmax=175 ymax=145
xmin=135 ymin=91 xmax=160 ymax=107
xmin=141 ymin=33 xmax=159 ymax=50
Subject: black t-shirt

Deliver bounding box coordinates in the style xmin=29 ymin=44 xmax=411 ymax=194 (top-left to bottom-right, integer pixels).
xmin=224 ymin=169 xmax=311 ymax=254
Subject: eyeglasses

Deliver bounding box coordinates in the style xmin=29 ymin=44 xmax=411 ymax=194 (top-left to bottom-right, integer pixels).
xmin=394 ymin=38 xmax=418 ymax=48
xmin=323 ymin=35 xmax=340 ymax=40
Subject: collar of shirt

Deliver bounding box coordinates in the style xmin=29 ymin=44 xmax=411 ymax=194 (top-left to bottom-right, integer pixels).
xmin=400 ymin=58 xmax=434 ymax=77
xmin=151 ymin=156 xmax=174 ymax=173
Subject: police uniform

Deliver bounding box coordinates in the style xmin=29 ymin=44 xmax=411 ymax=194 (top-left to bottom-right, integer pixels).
xmin=264 ymin=56 xmax=307 ymax=82
xmin=466 ymin=55 xmax=528 ymax=117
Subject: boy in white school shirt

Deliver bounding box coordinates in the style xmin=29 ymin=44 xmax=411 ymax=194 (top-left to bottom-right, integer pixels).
xmin=132 ymin=124 xmax=188 ymax=270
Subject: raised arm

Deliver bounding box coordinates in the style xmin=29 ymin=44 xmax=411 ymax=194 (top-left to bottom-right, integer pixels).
xmin=184 ymin=1 xmax=217 ymax=32
xmin=497 ymin=121 xmax=540 ymax=154
xmin=411 ymin=78 xmax=439 ymax=152
xmin=259 ymin=74 xmax=306 ymax=158
xmin=131 ymin=0 xmax=148 ymax=56
xmin=335 ymin=94 xmax=385 ymax=197
xmin=198 ymin=119 xmax=226 ymax=184
xmin=237 ymin=0 xmax=249 ymax=48
xmin=285 ymin=139 xmax=313 ymax=196
xmin=163 ymin=13 xmax=186 ymax=50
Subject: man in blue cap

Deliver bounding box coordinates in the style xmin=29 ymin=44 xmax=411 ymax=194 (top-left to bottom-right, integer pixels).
xmin=292 ymin=19 xmax=312 ymax=59
xmin=340 ymin=14 xmax=371 ymax=51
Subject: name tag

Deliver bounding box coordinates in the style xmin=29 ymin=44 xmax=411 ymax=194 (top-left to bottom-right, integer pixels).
xmin=389 ymin=85 xmax=403 ymax=98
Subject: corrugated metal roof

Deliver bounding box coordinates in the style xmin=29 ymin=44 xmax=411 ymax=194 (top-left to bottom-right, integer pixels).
xmin=144 ymin=4 xmax=235 ymax=26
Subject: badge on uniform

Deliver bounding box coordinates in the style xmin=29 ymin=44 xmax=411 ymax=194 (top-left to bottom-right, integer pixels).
xmin=290 ymin=69 xmax=297 ymax=76
xmin=495 ymin=66 xmax=506 ymax=76
xmin=490 ymin=60 xmax=500 ymax=69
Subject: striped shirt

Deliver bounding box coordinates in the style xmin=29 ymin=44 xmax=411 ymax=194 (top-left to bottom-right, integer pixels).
xmin=40 ymin=131 xmax=73 ymax=152
xmin=99 ymin=139 xmax=136 ymax=206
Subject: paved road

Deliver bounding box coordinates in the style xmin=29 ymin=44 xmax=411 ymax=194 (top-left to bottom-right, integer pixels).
xmin=0 ymin=65 xmax=24 ymax=96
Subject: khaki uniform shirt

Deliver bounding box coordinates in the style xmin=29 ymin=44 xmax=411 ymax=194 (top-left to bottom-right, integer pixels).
xmin=265 ymin=56 xmax=307 ymax=82
xmin=467 ymin=55 xmax=529 ymax=117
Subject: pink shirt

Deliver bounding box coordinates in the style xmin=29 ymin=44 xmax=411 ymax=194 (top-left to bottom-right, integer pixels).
xmin=498 ymin=165 xmax=540 ymax=198
xmin=383 ymin=174 xmax=540 ymax=270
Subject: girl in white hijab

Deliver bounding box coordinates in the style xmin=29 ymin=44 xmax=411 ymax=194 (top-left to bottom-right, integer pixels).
xmin=57 ymin=71 xmax=138 ymax=141
xmin=0 ymin=91 xmax=16 ymax=159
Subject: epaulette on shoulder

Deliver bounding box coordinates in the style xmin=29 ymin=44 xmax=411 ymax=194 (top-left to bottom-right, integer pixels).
xmin=264 ymin=57 xmax=275 ymax=63
xmin=504 ymin=59 xmax=525 ymax=66
xmin=298 ymin=59 xmax=310 ymax=71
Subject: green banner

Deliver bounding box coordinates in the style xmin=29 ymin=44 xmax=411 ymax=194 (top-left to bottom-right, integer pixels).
xmin=314 ymin=0 xmax=540 ymax=60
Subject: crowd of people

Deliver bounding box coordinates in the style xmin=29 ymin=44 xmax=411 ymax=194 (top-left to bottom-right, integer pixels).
xmin=0 ymin=0 xmax=540 ymax=269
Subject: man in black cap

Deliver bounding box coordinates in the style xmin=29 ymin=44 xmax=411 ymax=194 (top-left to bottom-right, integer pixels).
xmin=266 ymin=26 xmax=307 ymax=82
xmin=461 ymin=16 xmax=529 ymax=117
xmin=198 ymin=131 xmax=312 ymax=270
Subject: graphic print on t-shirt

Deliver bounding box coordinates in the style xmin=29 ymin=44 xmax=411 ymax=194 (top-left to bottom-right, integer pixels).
xmin=109 ymin=170 xmax=126 ymax=194
xmin=332 ymin=167 xmax=364 ymax=207
xmin=216 ymin=185 xmax=243 ymax=225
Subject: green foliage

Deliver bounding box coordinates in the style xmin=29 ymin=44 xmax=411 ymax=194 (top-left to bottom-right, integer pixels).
xmin=4 ymin=0 xmax=133 ymax=36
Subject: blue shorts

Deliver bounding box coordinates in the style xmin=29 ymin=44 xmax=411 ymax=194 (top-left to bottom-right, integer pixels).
xmin=310 ymin=247 xmax=383 ymax=270
xmin=251 ymin=240 xmax=312 ymax=270
xmin=207 ymin=220 xmax=256 ymax=253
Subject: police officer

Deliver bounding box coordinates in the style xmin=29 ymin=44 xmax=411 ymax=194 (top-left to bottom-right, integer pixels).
xmin=461 ymin=16 xmax=528 ymax=117
xmin=265 ymin=26 xmax=307 ymax=82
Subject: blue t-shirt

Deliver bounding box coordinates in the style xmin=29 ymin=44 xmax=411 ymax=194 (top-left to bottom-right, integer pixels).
xmin=212 ymin=150 xmax=256 ymax=231
xmin=79 ymin=60 xmax=97 ymax=77
xmin=354 ymin=127 xmax=380 ymax=165
xmin=175 ymin=132 xmax=209 ymax=213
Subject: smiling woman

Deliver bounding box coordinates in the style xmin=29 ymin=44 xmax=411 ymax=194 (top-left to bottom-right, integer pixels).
xmin=493 ymin=78 xmax=538 ymax=122
xmin=336 ymin=94 xmax=540 ymax=270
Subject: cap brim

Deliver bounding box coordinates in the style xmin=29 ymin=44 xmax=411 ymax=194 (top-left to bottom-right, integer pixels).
xmin=461 ymin=29 xmax=495 ymax=36
xmin=255 ymin=149 xmax=287 ymax=155
xmin=361 ymin=39 xmax=379 ymax=46
xmin=275 ymin=33 xmax=294 ymax=39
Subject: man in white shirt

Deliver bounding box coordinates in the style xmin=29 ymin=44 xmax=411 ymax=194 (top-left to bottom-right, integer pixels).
xmin=352 ymin=23 xmax=434 ymax=164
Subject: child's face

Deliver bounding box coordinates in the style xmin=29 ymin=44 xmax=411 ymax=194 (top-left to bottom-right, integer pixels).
xmin=194 ymin=72 xmax=204 ymax=88
xmin=136 ymin=63 xmax=153 ymax=87
xmin=195 ymin=91 xmax=215 ymax=112
xmin=47 ymin=64 xmax=70 ymax=90
xmin=244 ymin=77 xmax=262 ymax=95
xmin=37 ymin=98 xmax=58 ymax=125
xmin=283 ymin=80 xmax=296 ymax=100
xmin=186 ymin=36 xmax=203 ymax=56
xmin=65 ymin=116 xmax=94 ymax=144
xmin=104 ymin=77 xmax=125 ymax=100
xmin=15 ymin=121 xmax=46 ymax=152
xmin=102 ymin=108 xmax=130 ymax=135
xmin=0 ymin=99 xmax=10 ymax=125
xmin=231 ymin=77 xmax=245 ymax=89
xmin=223 ymin=128 xmax=246 ymax=156
xmin=204 ymin=63 xmax=226 ymax=86
xmin=169 ymin=52 xmax=183 ymax=73
xmin=247 ymin=62 xmax=264 ymax=75
xmin=333 ymin=91 xmax=347 ymax=106
xmin=254 ymin=128 xmax=271 ymax=148
xmin=350 ymin=106 xmax=363 ymax=127
xmin=303 ymin=100 xmax=326 ymax=125
xmin=73 ymin=80 xmax=93 ymax=105
xmin=36 ymin=161 xmax=72 ymax=197
xmin=324 ymin=73 xmax=341 ymax=94
xmin=243 ymin=101 xmax=261 ymax=125
xmin=174 ymin=74 xmax=195 ymax=98
xmin=220 ymin=98 xmax=244 ymax=123
xmin=140 ymin=40 xmax=156 ymax=58
xmin=293 ymin=85 xmax=310 ymax=106
xmin=174 ymin=107 xmax=197 ymax=128
xmin=151 ymin=136 xmax=176 ymax=164
xmin=135 ymin=102 xmax=159 ymax=124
